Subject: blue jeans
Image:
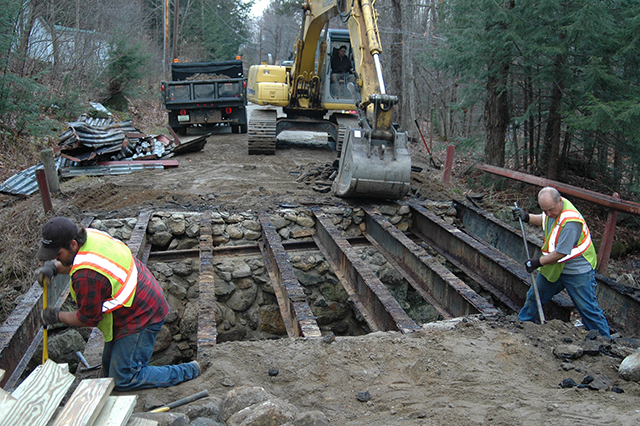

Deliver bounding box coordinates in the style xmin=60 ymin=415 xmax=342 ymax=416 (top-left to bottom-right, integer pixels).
xmin=102 ymin=319 xmax=199 ymax=391
xmin=518 ymin=269 xmax=610 ymax=338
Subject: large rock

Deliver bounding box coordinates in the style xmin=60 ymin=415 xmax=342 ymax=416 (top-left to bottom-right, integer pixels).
xmin=168 ymin=214 xmax=186 ymax=235
xmin=283 ymin=411 xmax=331 ymax=426
xmin=619 ymin=349 xmax=640 ymax=381
xmin=48 ymin=328 xmax=86 ymax=367
xmin=226 ymin=399 xmax=297 ymax=426
xmin=226 ymin=283 xmax=258 ymax=312
xmin=260 ymin=305 xmax=287 ymax=335
xmin=232 ymin=261 xmax=253 ymax=279
xmin=176 ymin=396 xmax=224 ymax=423
xmin=223 ymin=386 xmax=272 ymax=421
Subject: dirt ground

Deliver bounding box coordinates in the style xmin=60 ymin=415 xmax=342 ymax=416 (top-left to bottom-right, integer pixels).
xmin=2 ymin=105 xmax=640 ymax=424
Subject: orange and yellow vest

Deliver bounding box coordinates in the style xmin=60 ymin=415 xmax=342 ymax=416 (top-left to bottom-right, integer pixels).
xmin=540 ymin=198 xmax=597 ymax=282
xmin=69 ymin=229 xmax=138 ymax=342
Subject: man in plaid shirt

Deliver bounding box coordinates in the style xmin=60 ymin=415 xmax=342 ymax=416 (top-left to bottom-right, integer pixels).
xmin=36 ymin=217 xmax=199 ymax=390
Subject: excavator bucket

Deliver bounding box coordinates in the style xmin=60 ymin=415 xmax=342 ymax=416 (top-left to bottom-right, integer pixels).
xmin=333 ymin=126 xmax=411 ymax=199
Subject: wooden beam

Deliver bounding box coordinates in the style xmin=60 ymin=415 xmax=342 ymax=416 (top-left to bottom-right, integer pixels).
xmin=93 ymin=395 xmax=137 ymax=426
xmin=127 ymin=418 xmax=159 ymax=426
xmin=52 ymin=378 xmax=115 ymax=426
xmin=5 ymin=360 xmax=75 ymax=426
xmin=0 ymin=369 xmax=17 ymax=424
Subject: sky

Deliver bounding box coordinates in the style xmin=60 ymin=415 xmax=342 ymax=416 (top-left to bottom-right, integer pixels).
xmin=251 ymin=0 xmax=270 ymax=18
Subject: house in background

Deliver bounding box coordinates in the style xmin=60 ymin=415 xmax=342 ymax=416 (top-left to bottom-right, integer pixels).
xmin=26 ymin=17 xmax=109 ymax=71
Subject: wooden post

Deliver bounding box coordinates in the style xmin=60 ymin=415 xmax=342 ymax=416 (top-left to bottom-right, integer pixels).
xmin=442 ymin=145 xmax=455 ymax=186
xmin=35 ymin=169 xmax=53 ymax=213
xmin=40 ymin=149 xmax=59 ymax=192
xmin=596 ymin=192 xmax=620 ymax=274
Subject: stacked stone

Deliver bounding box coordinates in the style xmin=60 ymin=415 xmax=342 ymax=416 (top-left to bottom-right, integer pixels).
xmin=89 ymin=217 xmax=137 ymax=242
xmin=148 ymin=259 xmax=200 ymax=364
xmin=212 ymin=257 xmax=284 ymax=342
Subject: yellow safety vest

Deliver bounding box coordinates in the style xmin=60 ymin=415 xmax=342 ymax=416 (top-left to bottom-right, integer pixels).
xmin=70 ymin=229 xmax=138 ymax=341
xmin=540 ymin=198 xmax=597 ymax=282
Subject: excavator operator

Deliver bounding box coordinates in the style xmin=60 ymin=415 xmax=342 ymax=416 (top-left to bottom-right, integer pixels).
xmin=330 ymin=45 xmax=355 ymax=98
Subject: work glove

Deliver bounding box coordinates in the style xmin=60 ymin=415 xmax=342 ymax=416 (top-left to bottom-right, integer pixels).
xmin=35 ymin=260 xmax=58 ymax=286
xmin=41 ymin=306 xmax=61 ymax=327
xmin=524 ymin=258 xmax=542 ymax=273
xmin=512 ymin=207 xmax=529 ymax=223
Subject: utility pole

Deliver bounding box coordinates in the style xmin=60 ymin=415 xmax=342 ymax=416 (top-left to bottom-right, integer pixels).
xmin=164 ymin=0 xmax=170 ymax=78
xmin=172 ymin=0 xmax=180 ymax=61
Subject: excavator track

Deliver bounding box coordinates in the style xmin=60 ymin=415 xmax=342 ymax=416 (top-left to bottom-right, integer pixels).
xmin=248 ymin=109 xmax=277 ymax=155
xmin=334 ymin=113 xmax=359 ymax=153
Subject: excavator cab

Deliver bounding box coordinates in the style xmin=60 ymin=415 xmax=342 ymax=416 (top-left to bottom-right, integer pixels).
xmin=321 ymin=30 xmax=357 ymax=106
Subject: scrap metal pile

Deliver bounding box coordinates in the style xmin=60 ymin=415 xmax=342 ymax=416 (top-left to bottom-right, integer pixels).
xmin=0 ymin=106 xmax=208 ymax=196
xmin=61 ymin=115 xmax=172 ymax=165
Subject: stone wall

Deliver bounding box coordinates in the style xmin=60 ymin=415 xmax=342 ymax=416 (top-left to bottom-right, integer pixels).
xmin=87 ymin=204 xmax=418 ymax=353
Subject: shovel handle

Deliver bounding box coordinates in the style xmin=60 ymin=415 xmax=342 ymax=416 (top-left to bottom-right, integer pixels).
xmin=515 ymin=202 xmax=545 ymax=324
xmin=42 ymin=275 xmax=49 ymax=363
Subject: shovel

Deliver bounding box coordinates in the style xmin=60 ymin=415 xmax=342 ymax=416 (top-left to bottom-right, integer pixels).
xmin=515 ymin=202 xmax=545 ymax=324
xmin=414 ymin=119 xmax=440 ymax=169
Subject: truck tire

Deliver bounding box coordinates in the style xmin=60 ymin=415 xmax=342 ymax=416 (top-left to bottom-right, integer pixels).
xmin=232 ymin=125 xmax=240 ymax=134
xmin=240 ymin=123 xmax=248 ymax=134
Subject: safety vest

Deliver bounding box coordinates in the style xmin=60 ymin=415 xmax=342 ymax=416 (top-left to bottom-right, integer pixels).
xmin=539 ymin=198 xmax=597 ymax=282
xmin=69 ymin=229 xmax=138 ymax=341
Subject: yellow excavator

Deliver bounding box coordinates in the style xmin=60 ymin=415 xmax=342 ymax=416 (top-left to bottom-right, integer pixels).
xmin=247 ymin=0 xmax=411 ymax=199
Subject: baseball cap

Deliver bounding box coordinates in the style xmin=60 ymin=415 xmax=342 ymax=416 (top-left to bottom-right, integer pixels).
xmin=37 ymin=217 xmax=78 ymax=260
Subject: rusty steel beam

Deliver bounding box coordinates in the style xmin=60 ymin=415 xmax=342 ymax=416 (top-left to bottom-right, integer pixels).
xmin=127 ymin=210 xmax=152 ymax=260
xmin=198 ymin=211 xmax=218 ymax=353
xmin=455 ymin=199 xmax=640 ymax=336
xmin=258 ymin=213 xmax=321 ymax=338
xmin=148 ymin=240 xmax=323 ymax=262
xmin=0 ymin=217 xmax=92 ymax=389
xmin=408 ymin=201 xmax=573 ymax=321
xmin=311 ymin=207 xmax=420 ymax=334
xmin=477 ymin=164 xmax=640 ymax=215
xmin=362 ymin=206 xmax=499 ymax=319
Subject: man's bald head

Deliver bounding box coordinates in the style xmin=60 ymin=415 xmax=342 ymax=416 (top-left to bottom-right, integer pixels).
xmin=538 ymin=187 xmax=563 ymax=218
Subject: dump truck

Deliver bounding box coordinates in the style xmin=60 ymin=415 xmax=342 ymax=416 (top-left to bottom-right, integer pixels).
xmin=162 ymin=60 xmax=247 ymax=134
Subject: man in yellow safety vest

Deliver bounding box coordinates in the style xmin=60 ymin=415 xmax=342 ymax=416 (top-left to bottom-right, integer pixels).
xmin=36 ymin=217 xmax=200 ymax=390
xmin=512 ymin=187 xmax=610 ymax=338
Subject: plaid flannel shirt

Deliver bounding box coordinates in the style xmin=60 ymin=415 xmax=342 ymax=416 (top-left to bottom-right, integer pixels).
xmin=72 ymin=257 xmax=168 ymax=340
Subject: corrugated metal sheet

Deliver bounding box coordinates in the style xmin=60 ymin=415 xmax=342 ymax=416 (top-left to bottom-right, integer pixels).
xmin=0 ymin=158 xmax=62 ymax=196
xmin=59 ymin=163 xmax=164 ymax=177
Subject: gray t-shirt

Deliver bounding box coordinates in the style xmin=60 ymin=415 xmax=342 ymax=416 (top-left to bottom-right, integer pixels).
xmin=550 ymin=220 xmax=592 ymax=274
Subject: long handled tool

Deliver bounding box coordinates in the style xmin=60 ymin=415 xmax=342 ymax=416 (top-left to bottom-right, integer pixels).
xmin=42 ymin=275 xmax=49 ymax=364
xmin=414 ymin=119 xmax=440 ymax=169
xmin=149 ymin=390 xmax=209 ymax=413
xmin=515 ymin=202 xmax=545 ymax=324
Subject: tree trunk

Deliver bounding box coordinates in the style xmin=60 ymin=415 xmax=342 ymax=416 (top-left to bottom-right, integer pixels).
xmin=483 ymin=61 xmax=510 ymax=167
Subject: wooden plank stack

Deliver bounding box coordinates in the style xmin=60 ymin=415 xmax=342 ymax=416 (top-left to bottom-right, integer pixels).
xmin=0 ymin=360 xmax=156 ymax=426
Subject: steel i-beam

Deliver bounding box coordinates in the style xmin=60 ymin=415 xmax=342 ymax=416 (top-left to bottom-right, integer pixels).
xmin=362 ymin=206 xmax=499 ymax=319
xmin=311 ymin=207 xmax=419 ymax=334
xmin=258 ymin=212 xmax=321 ymax=338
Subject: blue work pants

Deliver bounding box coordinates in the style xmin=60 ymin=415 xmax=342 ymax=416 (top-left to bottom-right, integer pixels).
xmin=101 ymin=320 xmax=199 ymax=391
xmin=518 ymin=269 xmax=610 ymax=338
